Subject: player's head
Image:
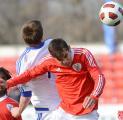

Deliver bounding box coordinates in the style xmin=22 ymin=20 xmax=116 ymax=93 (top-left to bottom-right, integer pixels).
xmin=0 ymin=67 xmax=11 ymax=96
xmin=48 ymin=38 xmax=72 ymax=67
xmin=22 ymin=20 xmax=43 ymax=46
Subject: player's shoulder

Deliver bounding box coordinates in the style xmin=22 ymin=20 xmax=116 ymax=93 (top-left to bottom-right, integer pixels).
xmin=17 ymin=47 xmax=29 ymax=61
xmin=43 ymin=54 xmax=52 ymax=60
xmin=0 ymin=97 xmax=19 ymax=108
xmin=44 ymin=38 xmax=52 ymax=44
xmin=40 ymin=54 xmax=53 ymax=63
xmin=73 ymin=48 xmax=91 ymax=55
xmin=3 ymin=97 xmax=19 ymax=114
xmin=5 ymin=97 xmax=18 ymax=104
xmin=40 ymin=38 xmax=52 ymax=50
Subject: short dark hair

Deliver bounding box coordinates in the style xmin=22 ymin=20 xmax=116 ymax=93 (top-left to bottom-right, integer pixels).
xmin=22 ymin=20 xmax=43 ymax=45
xmin=48 ymin=38 xmax=69 ymax=60
xmin=0 ymin=67 xmax=11 ymax=81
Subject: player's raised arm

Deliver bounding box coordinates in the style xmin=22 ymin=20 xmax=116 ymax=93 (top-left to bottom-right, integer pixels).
xmin=7 ymin=62 xmax=48 ymax=88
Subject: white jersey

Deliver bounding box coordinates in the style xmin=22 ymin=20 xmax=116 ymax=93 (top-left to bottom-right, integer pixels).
xmin=16 ymin=39 xmax=60 ymax=110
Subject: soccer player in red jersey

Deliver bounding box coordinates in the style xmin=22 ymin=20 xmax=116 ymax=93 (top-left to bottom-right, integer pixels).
xmin=4 ymin=38 xmax=105 ymax=120
xmin=0 ymin=67 xmax=22 ymax=120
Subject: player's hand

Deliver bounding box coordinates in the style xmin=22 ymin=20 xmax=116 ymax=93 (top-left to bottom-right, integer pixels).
xmin=82 ymin=96 xmax=96 ymax=109
xmin=11 ymin=107 xmax=21 ymax=118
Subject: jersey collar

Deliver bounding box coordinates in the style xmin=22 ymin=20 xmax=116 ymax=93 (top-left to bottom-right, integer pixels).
xmin=27 ymin=41 xmax=45 ymax=50
xmin=0 ymin=95 xmax=8 ymax=102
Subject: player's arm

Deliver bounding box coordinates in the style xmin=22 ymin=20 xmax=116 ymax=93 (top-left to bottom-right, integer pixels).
xmin=84 ymin=50 xmax=105 ymax=98
xmin=11 ymin=96 xmax=31 ymax=118
xmin=11 ymin=85 xmax=31 ymax=118
xmin=6 ymin=61 xmax=49 ymax=88
xmin=81 ymin=49 xmax=105 ymax=108
xmin=10 ymin=58 xmax=32 ymax=118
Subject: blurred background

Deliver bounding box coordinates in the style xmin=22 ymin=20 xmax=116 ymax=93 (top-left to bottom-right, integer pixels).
xmin=0 ymin=0 xmax=123 ymax=120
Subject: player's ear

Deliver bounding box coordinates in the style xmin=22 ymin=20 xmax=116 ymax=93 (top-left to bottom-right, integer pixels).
xmin=68 ymin=45 xmax=71 ymax=50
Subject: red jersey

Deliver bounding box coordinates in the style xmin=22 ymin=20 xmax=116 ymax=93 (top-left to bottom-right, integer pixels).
xmin=0 ymin=95 xmax=22 ymax=120
xmin=7 ymin=48 xmax=105 ymax=115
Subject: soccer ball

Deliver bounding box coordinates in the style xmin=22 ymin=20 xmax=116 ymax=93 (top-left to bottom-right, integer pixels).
xmin=99 ymin=1 xmax=123 ymax=26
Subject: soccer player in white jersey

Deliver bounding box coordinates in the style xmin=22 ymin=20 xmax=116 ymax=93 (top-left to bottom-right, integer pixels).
xmin=10 ymin=20 xmax=59 ymax=120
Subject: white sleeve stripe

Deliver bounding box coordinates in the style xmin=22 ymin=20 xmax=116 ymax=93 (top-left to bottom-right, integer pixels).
xmin=76 ymin=49 xmax=96 ymax=67
xmin=16 ymin=49 xmax=30 ymax=74
xmin=95 ymin=75 xmax=104 ymax=95
xmin=92 ymin=75 xmax=105 ymax=96
xmin=85 ymin=52 xmax=96 ymax=67
xmin=94 ymin=75 xmax=103 ymax=95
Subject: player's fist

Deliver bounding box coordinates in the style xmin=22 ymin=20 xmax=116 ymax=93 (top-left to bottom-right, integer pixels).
xmin=11 ymin=107 xmax=21 ymax=118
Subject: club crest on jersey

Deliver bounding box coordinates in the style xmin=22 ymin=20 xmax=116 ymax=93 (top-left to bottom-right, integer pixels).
xmin=6 ymin=104 xmax=14 ymax=111
xmin=72 ymin=63 xmax=82 ymax=71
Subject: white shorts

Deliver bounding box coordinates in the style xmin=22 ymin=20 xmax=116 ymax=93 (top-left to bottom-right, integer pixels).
xmin=34 ymin=108 xmax=49 ymax=120
xmin=42 ymin=107 xmax=99 ymax=120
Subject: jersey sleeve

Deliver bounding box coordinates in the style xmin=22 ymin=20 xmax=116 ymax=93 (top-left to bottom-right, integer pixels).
xmin=18 ymin=84 xmax=32 ymax=97
xmin=82 ymin=49 xmax=105 ymax=98
xmin=16 ymin=48 xmax=29 ymax=75
xmin=7 ymin=60 xmax=49 ymax=88
xmin=16 ymin=59 xmax=21 ymax=75
xmin=16 ymin=53 xmax=32 ymax=97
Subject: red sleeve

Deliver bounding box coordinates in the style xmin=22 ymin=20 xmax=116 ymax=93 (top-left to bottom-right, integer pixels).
xmin=82 ymin=49 xmax=105 ymax=98
xmin=7 ymin=61 xmax=48 ymax=88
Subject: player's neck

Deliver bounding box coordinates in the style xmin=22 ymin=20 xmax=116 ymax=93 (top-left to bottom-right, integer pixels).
xmin=0 ymin=94 xmax=7 ymax=102
xmin=0 ymin=94 xmax=5 ymax=98
xmin=0 ymin=93 xmax=6 ymax=98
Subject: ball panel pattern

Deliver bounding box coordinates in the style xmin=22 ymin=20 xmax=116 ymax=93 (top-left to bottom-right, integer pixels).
xmin=103 ymin=3 xmax=115 ymax=8
xmin=109 ymin=12 xmax=118 ymax=19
